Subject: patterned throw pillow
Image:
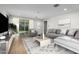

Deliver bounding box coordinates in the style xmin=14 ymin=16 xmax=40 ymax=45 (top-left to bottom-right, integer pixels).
xmin=67 ymin=29 xmax=76 ymax=36
xmin=60 ymin=29 xmax=67 ymax=35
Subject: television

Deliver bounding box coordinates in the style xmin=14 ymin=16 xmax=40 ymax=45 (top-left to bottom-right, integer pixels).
xmin=0 ymin=13 xmax=8 ymax=36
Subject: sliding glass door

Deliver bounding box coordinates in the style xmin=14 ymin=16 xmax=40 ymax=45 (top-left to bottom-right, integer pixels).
xmin=19 ymin=19 xmax=29 ymax=32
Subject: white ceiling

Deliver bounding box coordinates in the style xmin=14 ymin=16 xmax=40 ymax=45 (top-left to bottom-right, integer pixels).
xmin=0 ymin=4 xmax=79 ymax=19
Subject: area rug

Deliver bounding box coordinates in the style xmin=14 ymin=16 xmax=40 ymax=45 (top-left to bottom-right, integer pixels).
xmin=23 ymin=37 xmax=75 ymax=54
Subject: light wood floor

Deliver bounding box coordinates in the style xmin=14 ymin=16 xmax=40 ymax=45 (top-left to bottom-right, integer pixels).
xmin=8 ymin=36 xmax=27 ymax=54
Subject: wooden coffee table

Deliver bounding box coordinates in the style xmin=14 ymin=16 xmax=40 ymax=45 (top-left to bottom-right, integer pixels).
xmin=34 ymin=36 xmax=51 ymax=47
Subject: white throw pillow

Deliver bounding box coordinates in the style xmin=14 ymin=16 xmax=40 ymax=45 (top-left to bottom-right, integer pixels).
xmin=61 ymin=29 xmax=67 ymax=34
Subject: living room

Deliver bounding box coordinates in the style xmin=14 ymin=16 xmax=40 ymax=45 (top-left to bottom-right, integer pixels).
xmin=0 ymin=4 xmax=79 ymax=54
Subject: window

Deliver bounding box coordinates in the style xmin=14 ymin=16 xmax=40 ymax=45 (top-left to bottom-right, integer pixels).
xmin=19 ymin=19 xmax=29 ymax=32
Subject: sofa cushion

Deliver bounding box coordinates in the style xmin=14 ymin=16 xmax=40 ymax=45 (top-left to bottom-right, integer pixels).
xmin=75 ymin=30 xmax=79 ymax=39
xmin=48 ymin=29 xmax=53 ymax=33
xmin=60 ymin=29 xmax=67 ymax=35
xmin=52 ymin=29 xmax=56 ymax=33
xmin=48 ymin=29 xmax=56 ymax=33
xmin=56 ymin=29 xmax=61 ymax=34
xmin=67 ymin=29 xmax=76 ymax=37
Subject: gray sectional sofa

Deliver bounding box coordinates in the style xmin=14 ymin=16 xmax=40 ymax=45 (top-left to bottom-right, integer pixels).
xmin=54 ymin=29 xmax=79 ymax=53
xmin=46 ymin=28 xmax=79 ymax=53
xmin=46 ymin=29 xmax=63 ymax=39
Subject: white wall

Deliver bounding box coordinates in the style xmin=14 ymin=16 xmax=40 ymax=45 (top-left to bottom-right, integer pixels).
xmin=47 ymin=11 xmax=79 ymax=30
xmin=28 ymin=19 xmax=43 ymax=34
xmin=34 ymin=19 xmax=43 ymax=34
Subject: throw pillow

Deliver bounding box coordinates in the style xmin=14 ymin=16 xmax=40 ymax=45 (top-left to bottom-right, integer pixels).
xmin=67 ymin=29 xmax=76 ymax=36
xmin=60 ymin=29 xmax=67 ymax=35
xmin=56 ymin=29 xmax=61 ymax=34
xmin=75 ymin=30 xmax=79 ymax=39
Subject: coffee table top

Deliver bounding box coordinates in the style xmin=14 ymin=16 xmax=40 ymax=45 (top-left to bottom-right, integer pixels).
xmin=33 ymin=36 xmax=50 ymax=41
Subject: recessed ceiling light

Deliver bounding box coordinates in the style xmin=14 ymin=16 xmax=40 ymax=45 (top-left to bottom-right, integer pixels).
xmin=64 ymin=8 xmax=67 ymax=11
xmin=53 ymin=4 xmax=60 ymax=7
